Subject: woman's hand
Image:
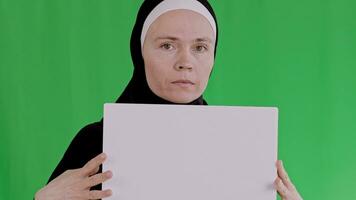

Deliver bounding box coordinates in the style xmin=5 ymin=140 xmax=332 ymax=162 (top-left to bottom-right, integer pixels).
xmin=274 ymin=160 xmax=303 ymax=200
xmin=35 ymin=153 xmax=113 ymax=200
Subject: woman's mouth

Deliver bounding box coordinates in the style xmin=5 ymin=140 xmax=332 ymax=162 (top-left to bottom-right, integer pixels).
xmin=171 ymin=80 xmax=195 ymax=87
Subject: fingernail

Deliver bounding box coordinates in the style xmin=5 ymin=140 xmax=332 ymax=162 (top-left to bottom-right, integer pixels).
xmin=106 ymin=170 xmax=113 ymax=178
xmin=106 ymin=189 xmax=113 ymax=196
xmin=101 ymin=153 xmax=107 ymax=159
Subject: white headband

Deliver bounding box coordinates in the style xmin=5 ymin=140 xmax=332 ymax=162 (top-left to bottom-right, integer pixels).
xmin=140 ymin=0 xmax=217 ymax=48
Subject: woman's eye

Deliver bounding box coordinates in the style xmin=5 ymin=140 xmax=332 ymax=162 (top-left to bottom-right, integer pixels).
xmin=161 ymin=43 xmax=174 ymax=50
xmin=195 ymin=45 xmax=208 ymax=52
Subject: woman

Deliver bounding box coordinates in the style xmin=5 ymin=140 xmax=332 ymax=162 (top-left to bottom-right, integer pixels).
xmin=35 ymin=0 xmax=303 ymax=199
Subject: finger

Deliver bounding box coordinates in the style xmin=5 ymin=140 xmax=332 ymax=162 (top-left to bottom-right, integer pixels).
xmin=276 ymin=160 xmax=294 ymax=189
xmin=88 ymin=166 xmax=100 ymax=177
xmin=85 ymin=189 xmax=112 ymax=199
xmin=81 ymin=153 xmax=107 ymax=176
xmin=274 ymin=177 xmax=288 ymax=198
xmin=84 ymin=170 xmax=113 ymax=188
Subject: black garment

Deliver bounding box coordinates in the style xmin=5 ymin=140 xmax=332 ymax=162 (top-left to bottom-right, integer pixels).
xmin=47 ymin=121 xmax=103 ymax=190
xmin=47 ymin=0 xmax=218 ymax=192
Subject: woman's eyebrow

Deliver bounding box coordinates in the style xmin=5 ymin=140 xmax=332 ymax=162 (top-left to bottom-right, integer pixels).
xmin=195 ymin=37 xmax=213 ymax=44
xmin=154 ymin=36 xmax=213 ymax=44
xmin=154 ymin=36 xmax=179 ymax=41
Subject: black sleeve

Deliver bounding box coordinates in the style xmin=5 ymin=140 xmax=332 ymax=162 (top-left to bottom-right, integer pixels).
xmin=47 ymin=121 xmax=103 ymax=190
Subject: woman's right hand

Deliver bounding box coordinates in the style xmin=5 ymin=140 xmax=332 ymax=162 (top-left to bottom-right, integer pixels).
xmin=35 ymin=153 xmax=113 ymax=200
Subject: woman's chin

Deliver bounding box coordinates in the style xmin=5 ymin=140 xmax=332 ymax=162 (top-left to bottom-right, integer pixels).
xmin=163 ymin=92 xmax=200 ymax=104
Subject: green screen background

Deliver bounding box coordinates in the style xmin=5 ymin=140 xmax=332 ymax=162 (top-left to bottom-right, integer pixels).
xmin=1 ymin=0 xmax=355 ymax=199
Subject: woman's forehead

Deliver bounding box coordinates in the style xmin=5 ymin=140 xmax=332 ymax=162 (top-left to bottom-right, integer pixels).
xmin=147 ymin=9 xmax=215 ymax=42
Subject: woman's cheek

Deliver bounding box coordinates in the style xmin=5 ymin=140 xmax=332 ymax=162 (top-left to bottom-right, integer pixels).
xmin=200 ymin=69 xmax=212 ymax=92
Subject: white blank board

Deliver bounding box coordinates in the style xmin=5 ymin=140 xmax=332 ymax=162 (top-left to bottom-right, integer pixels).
xmin=103 ymin=103 xmax=278 ymax=200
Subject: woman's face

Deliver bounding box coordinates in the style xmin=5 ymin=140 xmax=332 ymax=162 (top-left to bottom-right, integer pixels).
xmin=142 ymin=9 xmax=215 ymax=103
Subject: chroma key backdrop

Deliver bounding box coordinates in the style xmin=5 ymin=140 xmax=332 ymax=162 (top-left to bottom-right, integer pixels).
xmin=0 ymin=0 xmax=355 ymax=199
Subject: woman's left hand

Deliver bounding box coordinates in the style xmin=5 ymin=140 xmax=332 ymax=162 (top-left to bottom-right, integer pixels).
xmin=274 ymin=160 xmax=303 ymax=200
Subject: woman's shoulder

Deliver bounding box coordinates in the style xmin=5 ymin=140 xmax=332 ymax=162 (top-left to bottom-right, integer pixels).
xmin=74 ymin=120 xmax=103 ymax=143
xmin=68 ymin=120 xmax=103 ymax=159
xmin=47 ymin=120 xmax=103 ymax=183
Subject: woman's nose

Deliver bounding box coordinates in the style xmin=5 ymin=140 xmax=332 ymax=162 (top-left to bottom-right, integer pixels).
xmin=174 ymin=49 xmax=193 ymax=71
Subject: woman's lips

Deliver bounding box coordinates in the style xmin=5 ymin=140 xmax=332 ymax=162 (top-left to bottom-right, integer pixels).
xmin=171 ymin=80 xmax=195 ymax=87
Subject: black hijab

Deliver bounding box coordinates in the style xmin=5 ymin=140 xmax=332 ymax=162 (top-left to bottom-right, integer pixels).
xmin=116 ymin=0 xmax=219 ymax=105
